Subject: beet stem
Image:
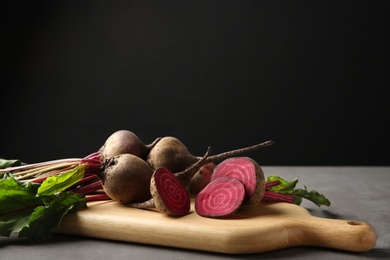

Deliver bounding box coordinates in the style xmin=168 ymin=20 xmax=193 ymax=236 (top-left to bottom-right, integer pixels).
xmin=71 ymin=180 xmax=102 ymax=194
xmin=14 ymin=163 xmax=78 ymax=180
xmin=80 ymin=152 xmax=102 ymax=167
xmin=2 ymin=152 xmax=102 ymax=181
xmin=0 ymin=158 xmax=83 ymax=173
xmin=85 ymin=193 xmax=111 ymax=201
xmin=263 ymin=191 xmax=294 ymax=203
xmin=66 ymin=174 xmax=100 ymax=190
xmin=200 ymin=140 xmax=274 ymax=164
xmin=265 ymin=180 xmax=281 ymax=189
xmin=175 ymin=146 xmax=211 ymax=180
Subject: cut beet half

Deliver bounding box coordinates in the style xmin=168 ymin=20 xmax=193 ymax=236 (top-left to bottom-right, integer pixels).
xmin=195 ymin=176 xmax=245 ymax=218
xmin=151 ymin=168 xmax=190 ymax=216
xmin=211 ymin=157 xmax=265 ymax=207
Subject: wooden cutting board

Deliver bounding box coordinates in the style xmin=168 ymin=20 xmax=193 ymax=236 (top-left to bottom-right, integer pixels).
xmin=54 ymin=199 xmax=376 ymax=254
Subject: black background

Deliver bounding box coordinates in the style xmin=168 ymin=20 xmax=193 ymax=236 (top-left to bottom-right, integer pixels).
xmin=1 ymin=1 xmax=389 ymax=165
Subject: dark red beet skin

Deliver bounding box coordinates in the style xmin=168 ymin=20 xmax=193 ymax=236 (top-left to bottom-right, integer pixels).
xmin=195 ymin=176 xmax=245 ymax=218
xmin=153 ymin=168 xmax=190 ymax=216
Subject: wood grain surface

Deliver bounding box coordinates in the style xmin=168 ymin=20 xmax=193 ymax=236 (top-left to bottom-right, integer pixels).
xmin=54 ymin=199 xmax=376 ymax=254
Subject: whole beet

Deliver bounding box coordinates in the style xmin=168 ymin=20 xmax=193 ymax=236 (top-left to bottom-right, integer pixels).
xmin=99 ymin=130 xmax=160 ymax=160
xmin=99 ymin=153 xmax=153 ymax=204
xmin=146 ymin=136 xmax=197 ymax=173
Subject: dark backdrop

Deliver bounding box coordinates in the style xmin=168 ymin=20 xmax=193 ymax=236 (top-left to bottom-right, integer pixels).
xmin=2 ymin=1 xmax=389 ymax=165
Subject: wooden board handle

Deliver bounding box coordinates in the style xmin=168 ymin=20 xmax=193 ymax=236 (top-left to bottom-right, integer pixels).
xmin=288 ymin=217 xmax=377 ymax=252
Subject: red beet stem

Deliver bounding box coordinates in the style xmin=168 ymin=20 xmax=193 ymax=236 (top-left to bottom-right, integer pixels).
xmin=0 ymin=158 xmax=82 ymax=173
xmin=80 ymin=152 xmax=102 ymax=167
xmin=265 ymin=180 xmax=281 ymax=189
xmin=85 ymin=193 xmax=111 ymax=201
xmin=71 ymin=180 xmax=102 ymax=194
xmin=263 ymin=191 xmax=294 ymax=203
xmin=1 ymin=152 xmax=102 ymax=182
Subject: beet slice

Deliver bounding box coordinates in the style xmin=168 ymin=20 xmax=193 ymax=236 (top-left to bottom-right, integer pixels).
xmin=211 ymin=157 xmax=265 ymax=207
xmin=195 ymin=176 xmax=245 ymax=218
xmin=151 ymin=168 xmax=190 ymax=216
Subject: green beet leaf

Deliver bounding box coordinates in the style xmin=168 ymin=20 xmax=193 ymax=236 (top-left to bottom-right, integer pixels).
xmin=267 ymin=176 xmax=298 ymax=192
xmin=0 ymin=164 xmax=87 ymax=241
xmin=0 ymin=158 xmax=25 ymax=169
xmin=0 ymin=212 xmax=32 ymax=238
xmin=38 ymin=164 xmax=85 ymax=196
xmin=0 ymin=158 xmax=25 ymax=178
xmin=0 ymin=178 xmax=41 ymax=216
xmin=293 ymin=186 xmax=331 ymax=207
xmin=0 ymin=178 xmax=43 ymax=237
xmin=19 ymin=192 xmax=86 ymax=242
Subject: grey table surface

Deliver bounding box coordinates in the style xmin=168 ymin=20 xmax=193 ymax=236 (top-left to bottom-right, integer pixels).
xmin=1 ymin=166 xmax=389 ymax=259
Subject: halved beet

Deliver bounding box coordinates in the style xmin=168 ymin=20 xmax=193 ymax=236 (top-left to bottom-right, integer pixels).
xmin=195 ymin=176 xmax=245 ymax=218
xmin=151 ymin=168 xmax=190 ymax=216
xmin=211 ymin=157 xmax=265 ymax=208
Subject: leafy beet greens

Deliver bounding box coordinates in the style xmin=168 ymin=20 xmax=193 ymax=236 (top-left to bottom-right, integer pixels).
xmin=0 ymin=165 xmax=87 ymax=242
xmin=266 ymin=176 xmax=331 ymax=207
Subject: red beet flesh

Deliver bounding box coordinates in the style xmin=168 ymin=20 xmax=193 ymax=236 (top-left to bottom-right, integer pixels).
xmin=211 ymin=157 xmax=265 ymax=207
xmin=153 ymin=168 xmax=190 ymax=216
xmin=195 ymin=176 xmax=245 ymax=218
